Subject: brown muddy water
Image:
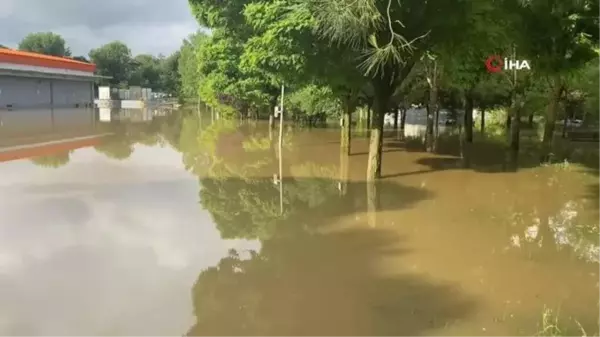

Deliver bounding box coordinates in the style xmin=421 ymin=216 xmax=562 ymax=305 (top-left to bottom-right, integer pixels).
xmin=0 ymin=108 xmax=598 ymax=335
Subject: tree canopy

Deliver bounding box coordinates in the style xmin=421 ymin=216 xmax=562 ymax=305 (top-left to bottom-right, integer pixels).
xmin=18 ymin=32 xmax=71 ymax=56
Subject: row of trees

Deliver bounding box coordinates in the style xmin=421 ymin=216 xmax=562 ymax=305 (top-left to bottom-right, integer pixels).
xmin=179 ymin=0 xmax=599 ymax=180
xmin=5 ymin=32 xmax=181 ymax=94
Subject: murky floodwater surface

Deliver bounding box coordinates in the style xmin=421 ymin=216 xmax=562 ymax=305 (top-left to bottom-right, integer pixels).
xmin=0 ymin=108 xmax=598 ymax=335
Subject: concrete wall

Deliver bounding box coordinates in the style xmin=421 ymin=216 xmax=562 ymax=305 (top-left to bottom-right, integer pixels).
xmin=0 ymin=76 xmax=93 ymax=109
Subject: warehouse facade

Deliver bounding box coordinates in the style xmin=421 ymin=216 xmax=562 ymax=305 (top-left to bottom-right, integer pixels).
xmin=0 ymin=49 xmax=100 ymax=109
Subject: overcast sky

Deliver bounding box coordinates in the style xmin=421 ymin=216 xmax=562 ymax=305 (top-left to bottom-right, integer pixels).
xmin=0 ymin=0 xmax=203 ymax=57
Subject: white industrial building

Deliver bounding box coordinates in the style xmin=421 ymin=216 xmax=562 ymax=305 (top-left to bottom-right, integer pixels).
xmin=0 ymin=48 xmax=102 ymax=109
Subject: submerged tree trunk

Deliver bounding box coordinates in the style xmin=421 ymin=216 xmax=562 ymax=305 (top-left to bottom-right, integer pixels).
xmin=480 ymin=107 xmax=486 ymax=135
xmin=425 ymin=59 xmax=439 ymax=152
xmin=561 ymin=109 xmax=568 ymax=138
xmin=366 ymin=99 xmax=373 ymax=137
xmin=541 ymin=84 xmax=564 ymax=161
xmin=366 ymin=181 xmax=379 ymax=228
xmin=433 ymin=105 xmax=440 ymax=149
xmin=393 ymin=108 xmax=399 ymax=130
xmin=341 ymin=112 xmax=351 ymax=154
xmin=268 ymin=95 xmax=278 ymax=130
xmin=400 ymin=107 xmax=407 ymax=130
xmin=399 ymin=107 xmax=407 ymax=140
xmin=425 ymin=85 xmax=437 ymax=152
xmin=509 ymin=95 xmax=522 ymax=155
xmin=341 ymin=92 xmax=358 ymax=155
xmin=464 ymin=89 xmax=474 ymax=143
xmin=367 ymin=80 xmax=393 ymax=181
xmin=528 ymin=111 xmax=534 ymax=128
xmin=339 ymin=149 xmax=349 ymax=196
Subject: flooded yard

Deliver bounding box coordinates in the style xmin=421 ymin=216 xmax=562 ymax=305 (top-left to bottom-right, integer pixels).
xmin=0 ymin=109 xmax=598 ymax=335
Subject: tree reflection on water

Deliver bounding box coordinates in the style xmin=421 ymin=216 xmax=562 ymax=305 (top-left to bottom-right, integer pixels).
xmin=164 ymin=111 xmax=479 ymax=336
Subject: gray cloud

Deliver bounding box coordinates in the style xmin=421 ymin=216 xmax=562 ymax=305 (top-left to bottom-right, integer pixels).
xmin=0 ymin=0 xmax=201 ymax=56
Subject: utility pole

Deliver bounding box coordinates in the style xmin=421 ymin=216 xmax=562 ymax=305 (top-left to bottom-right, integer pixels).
xmin=272 ymin=84 xmax=285 ymax=215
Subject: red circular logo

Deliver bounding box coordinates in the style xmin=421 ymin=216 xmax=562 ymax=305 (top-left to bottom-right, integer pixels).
xmin=485 ymin=55 xmax=503 ymax=73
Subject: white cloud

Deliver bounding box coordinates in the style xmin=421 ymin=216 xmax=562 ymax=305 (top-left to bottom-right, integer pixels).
xmin=0 ymin=146 xmax=260 ymax=335
xmin=0 ymin=0 xmax=201 ymax=56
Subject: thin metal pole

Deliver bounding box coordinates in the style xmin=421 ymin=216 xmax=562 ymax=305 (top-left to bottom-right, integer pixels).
xmin=278 ymin=84 xmax=284 ymax=215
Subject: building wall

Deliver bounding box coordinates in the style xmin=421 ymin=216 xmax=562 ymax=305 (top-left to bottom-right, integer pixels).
xmin=0 ymin=76 xmax=52 ymax=108
xmin=0 ymin=76 xmax=93 ymax=109
xmin=52 ymin=79 xmax=94 ymax=108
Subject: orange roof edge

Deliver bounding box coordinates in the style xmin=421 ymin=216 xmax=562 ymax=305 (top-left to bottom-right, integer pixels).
xmin=0 ymin=48 xmax=95 ymax=67
xmin=0 ymin=48 xmax=96 ymax=73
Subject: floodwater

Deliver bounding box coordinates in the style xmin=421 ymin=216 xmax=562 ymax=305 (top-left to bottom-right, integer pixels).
xmin=0 ymin=108 xmax=598 ymax=336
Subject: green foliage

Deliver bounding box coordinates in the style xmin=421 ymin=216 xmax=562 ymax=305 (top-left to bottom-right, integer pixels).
xmin=179 ymin=32 xmax=207 ymax=99
xmin=240 ymin=0 xmax=317 ymax=84
xmin=87 ymin=41 xmax=181 ymax=92
xmin=195 ymin=29 xmax=277 ymax=116
xmin=18 ymin=32 xmax=71 ymax=57
xmin=286 ymin=85 xmax=340 ymax=122
xmin=89 ymin=41 xmax=133 ymax=86
xmin=160 ymin=51 xmax=181 ymax=96
xmin=513 ymin=0 xmax=599 ymax=77
xmin=129 ymin=54 xmax=162 ymax=89
xmin=311 ymin=0 xmax=470 ymax=78
xmin=72 ymin=55 xmax=89 ymax=63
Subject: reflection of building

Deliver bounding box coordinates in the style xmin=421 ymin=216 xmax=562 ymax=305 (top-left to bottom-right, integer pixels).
xmin=98 ymin=107 xmax=173 ymax=123
xmin=0 ymin=108 xmax=109 ymax=162
xmin=0 ymin=49 xmax=103 ymax=109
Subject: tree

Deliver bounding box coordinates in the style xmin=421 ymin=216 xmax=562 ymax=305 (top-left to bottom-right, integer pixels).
xmin=72 ymin=55 xmax=89 ymax=63
xmin=18 ymin=32 xmax=71 ymax=57
xmin=129 ymin=54 xmax=162 ymax=89
xmin=286 ymin=85 xmax=340 ymax=127
xmin=510 ymin=0 xmax=599 ymax=160
xmin=160 ymin=51 xmax=181 ymax=95
xmin=310 ymin=0 xmax=471 ymax=180
xmin=89 ymin=41 xmax=133 ymax=86
xmin=179 ymin=32 xmax=207 ymax=100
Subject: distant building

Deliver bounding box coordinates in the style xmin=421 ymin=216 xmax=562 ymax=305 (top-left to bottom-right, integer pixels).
xmin=0 ymin=49 xmax=104 ymax=109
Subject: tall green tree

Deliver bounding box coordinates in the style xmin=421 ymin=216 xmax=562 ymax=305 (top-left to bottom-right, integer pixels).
xmin=18 ymin=32 xmax=71 ymax=57
xmin=179 ymin=32 xmax=207 ymax=100
xmin=160 ymin=51 xmax=181 ymax=95
xmin=89 ymin=41 xmax=133 ymax=86
xmin=310 ymin=0 xmax=471 ymax=180
xmin=129 ymin=54 xmax=162 ymax=89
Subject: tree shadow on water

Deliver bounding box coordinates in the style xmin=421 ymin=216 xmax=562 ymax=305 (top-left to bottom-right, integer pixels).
xmin=385 ymin=135 xmax=540 ymax=178
xmin=186 ymin=175 xmax=478 ymax=336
